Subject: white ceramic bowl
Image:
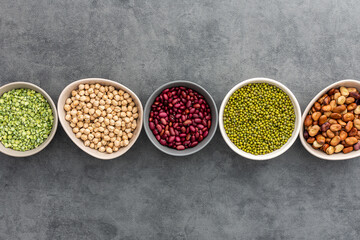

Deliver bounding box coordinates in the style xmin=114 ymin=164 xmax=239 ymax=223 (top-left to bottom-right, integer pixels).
xmin=0 ymin=82 xmax=58 ymax=157
xmin=299 ymin=79 xmax=360 ymax=160
xmin=219 ymin=77 xmax=301 ymax=160
xmin=58 ymin=78 xmax=143 ymax=160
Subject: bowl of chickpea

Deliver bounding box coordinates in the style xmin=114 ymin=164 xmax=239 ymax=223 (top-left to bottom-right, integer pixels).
xmin=57 ymin=78 xmax=143 ymax=160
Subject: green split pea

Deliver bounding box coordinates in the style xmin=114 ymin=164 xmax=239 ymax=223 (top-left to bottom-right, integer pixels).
xmin=223 ymin=83 xmax=295 ymax=155
xmin=0 ymin=88 xmax=54 ymax=151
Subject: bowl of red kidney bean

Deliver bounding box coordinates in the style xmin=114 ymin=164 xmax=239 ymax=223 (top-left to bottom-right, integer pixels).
xmin=144 ymin=81 xmax=218 ymax=156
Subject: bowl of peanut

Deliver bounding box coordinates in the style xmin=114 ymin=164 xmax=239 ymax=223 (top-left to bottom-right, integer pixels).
xmin=300 ymin=79 xmax=360 ymax=160
xmin=57 ymin=78 xmax=143 ymax=160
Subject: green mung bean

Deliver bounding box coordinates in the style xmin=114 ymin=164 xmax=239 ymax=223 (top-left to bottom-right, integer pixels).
xmin=0 ymin=88 xmax=54 ymax=151
xmin=223 ymin=83 xmax=295 ymax=155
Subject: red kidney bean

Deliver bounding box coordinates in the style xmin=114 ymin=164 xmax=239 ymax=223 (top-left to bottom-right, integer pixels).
xmin=183 ymin=120 xmax=192 ymax=126
xmin=159 ymin=112 xmax=167 ymax=118
xmin=177 ymin=145 xmax=185 ymax=150
xmin=149 ymin=86 xmax=212 ymax=150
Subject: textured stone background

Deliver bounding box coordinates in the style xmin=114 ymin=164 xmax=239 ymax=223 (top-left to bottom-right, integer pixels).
xmin=1 ymin=0 xmax=360 ymax=239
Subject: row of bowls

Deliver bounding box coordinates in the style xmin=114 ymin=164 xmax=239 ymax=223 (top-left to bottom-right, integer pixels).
xmin=0 ymin=78 xmax=358 ymax=161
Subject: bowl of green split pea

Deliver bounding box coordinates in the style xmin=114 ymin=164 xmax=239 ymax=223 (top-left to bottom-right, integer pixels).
xmin=219 ymin=78 xmax=301 ymax=160
xmin=0 ymin=82 xmax=58 ymax=157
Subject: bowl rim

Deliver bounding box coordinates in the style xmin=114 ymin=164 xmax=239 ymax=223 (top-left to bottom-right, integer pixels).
xmin=219 ymin=77 xmax=302 ymax=160
xmin=57 ymin=78 xmax=143 ymax=160
xmin=143 ymin=80 xmax=218 ymax=156
xmin=0 ymin=81 xmax=58 ymax=157
xmin=299 ymin=79 xmax=360 ymax=160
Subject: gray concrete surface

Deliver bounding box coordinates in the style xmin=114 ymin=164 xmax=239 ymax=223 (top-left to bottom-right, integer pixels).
xmin=1 ymin=0 xmax=360 ymax=239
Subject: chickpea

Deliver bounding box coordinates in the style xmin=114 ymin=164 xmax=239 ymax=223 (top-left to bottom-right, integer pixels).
xmin=66 ymin=98 xmax=72 ymax=104
xmin=65 ymin=114 xmax=71 ymax=121
xmin=95 ymin=132 xmax=101 ymax=139
xmin=90 ymin=143 xmax=95 ymax=149
xmin=84 ymin=140 xmax=90 ymax=147
xmin=76 ymin=132 xmax=82 ymax=138
xmin=64 ymin=104 xmax=71 ymax=112
xmin=106 ymin=147 xmax=113 ymax=154
xmin=99 ymin=147 xmax=105 ymax=152
xmin=70 ymin=109 xmax=77 ymax=116
xmin=124 ymin=140 xmax=129 ymax=146
xmin=88 ymin=134 xmax=94 ymax=141
xmin=104 ymin=135 xmax=110 ymax=141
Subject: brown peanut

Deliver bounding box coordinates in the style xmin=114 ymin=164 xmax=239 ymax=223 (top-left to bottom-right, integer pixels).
xmin=340 ymin=87 xmax=349 ymax=97
xmin=343 ymin=113 xmax=355 ymax=122
xmin=323 ymin=143 xmax=330 ymax=152
xmin=337 ymin=119 xmax=347 ymax=126
xmin=304 ymin=115 xmax=313 ymax=127
xmin=354 ymin=119 xmax=360 ymax=130
xmin=349 ymin=128 xmax=358 ymax=137
xmin=347 ymin=103 xmax=357 ymax=111
xmin=330 ymin=124 xmax=342 ymax=132
xmin=343 ymin=146 xmax=354 ymax=153
xmin=330 ymin=136 xmax=341 ymax=146
xmin=326 ymin=129 xmax=335 ymax=138
xmin=312 ymin=112 xmax=322 ymax=121
xmin=345 ymin=137 xmax=358 ymax=145
xmin=345 ymin=97 xmax=355 ymax=104
xmin=345 ymin=121 xmax=353 ymax=132
xmin=334 ymin=144 xmax=344 ymax=153
xmin=337 ymin=96 xmax=346 ymax=105
xmin=354 ymin=106 xmax=360 ymax=115
xmin=320 ymin=122 xmax=331 ymax=132
xmin=330 ymin=113 xmax=342 ymax=119
xmin=308 ymin=125 xmax=320 ymax=136
xmin=334 ymin=92 xmax=341 ymax=100
xmin=319 ymin=115 xmax=327 ymax=125
xmin=328 ymin=119 xmax=338 ymax=124
xmin=333 ymin=105 xmax=346 ymax=113
xmin=340 ymin=131 xmax=348 ymax=141
xmin=322 ymin=105 xmax=332 ymax=112
xmin=314 ymin=102 xmax=321 ymax=111
xmin=326 ymin=146 xmax=335 ymax=155
xmin=316 ymin=135 xmax=326 ymax=145
xmin=348 ymin=87 xmax=357 ymax=93
xmin=307 ymin=137 xmax=315 ymax=144
xmin=330 ymin=100 xmax=337 ymax=110
xmin=312 ymin=141 xmax=323 ymax=149
xmin=324 ymin=111 xmax=332 ymax=117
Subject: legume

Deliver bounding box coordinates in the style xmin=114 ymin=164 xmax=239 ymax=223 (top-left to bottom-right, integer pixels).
xmin=304 ymin=86 xmax=360 ymax=154
xmin=64 ymin=83 xmax=139 ymax=154
xmin=223 ymin=83 xmax=295 ymax=155
xmin=149 ymin=86 xmax=212 ymax=150
xmin=0 ymin=88 xmax=54 ymax=151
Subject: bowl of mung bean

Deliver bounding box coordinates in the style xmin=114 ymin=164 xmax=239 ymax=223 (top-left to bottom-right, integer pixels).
xmin=0 ymin=82 xmax=58 ymax=157
xmin=57 ymin=78 xmax=143 ymax=160
xmin=219 ymin=78 xmax=301 ymax=160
